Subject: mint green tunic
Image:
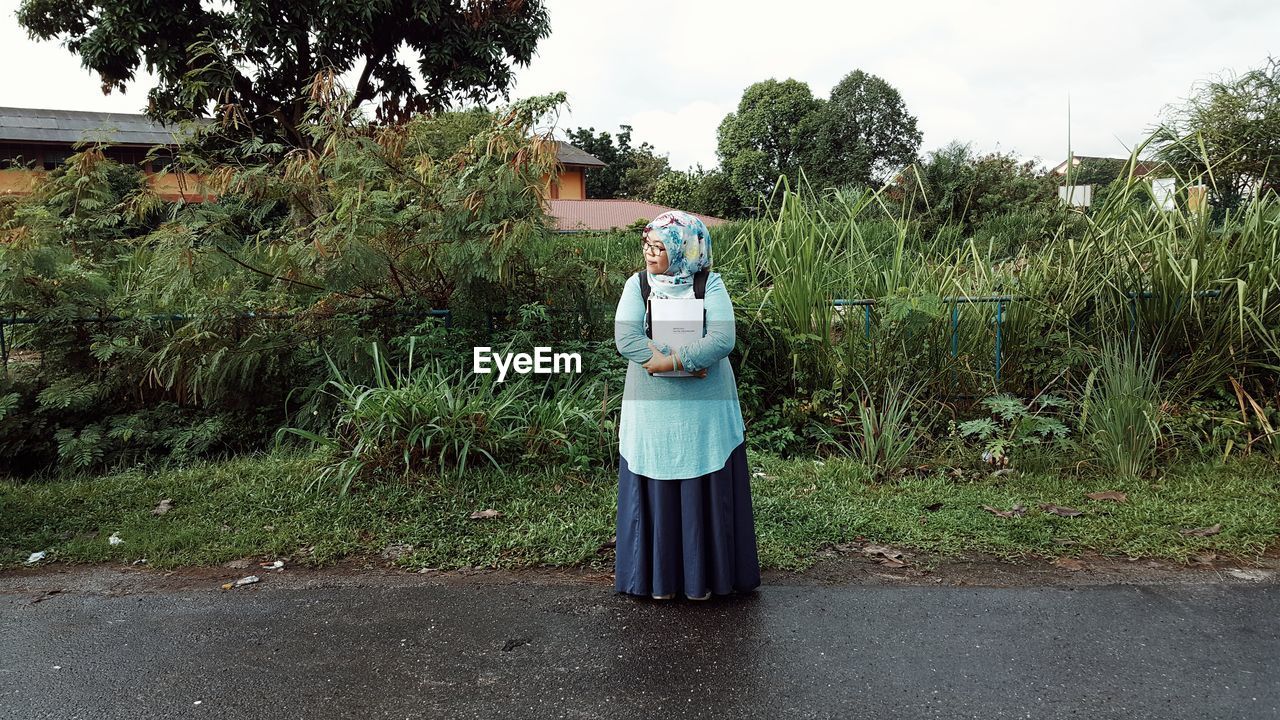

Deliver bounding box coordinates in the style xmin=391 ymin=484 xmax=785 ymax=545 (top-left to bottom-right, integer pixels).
xmin=613 ymin=271 xmax=746 ymax=480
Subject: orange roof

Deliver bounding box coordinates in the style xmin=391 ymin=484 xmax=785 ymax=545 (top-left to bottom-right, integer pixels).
xmin=545 ymin=199 xmax=727 ymax=232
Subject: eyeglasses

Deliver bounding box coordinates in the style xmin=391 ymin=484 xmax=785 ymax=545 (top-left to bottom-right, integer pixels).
xmin=641 ymin=242 xmax=666 ymax=256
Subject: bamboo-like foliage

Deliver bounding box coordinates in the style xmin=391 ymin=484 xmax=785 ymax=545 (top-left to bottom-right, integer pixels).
xmin=0 ymin=85 xmax=588 ymax=472
xmin=720 ymin=155 xmax=1280 ymax=407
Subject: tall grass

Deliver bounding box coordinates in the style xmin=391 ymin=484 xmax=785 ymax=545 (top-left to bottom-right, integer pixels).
xmin=1079 ymin=339 xmax=1162 ymax=479
xmin=718 ymin=154 xmax=1280 ymax=407
xmin=848 ymin=378 xmax=920 ymax=476
xmin=280 ymin=340 xmax=620 ymax=493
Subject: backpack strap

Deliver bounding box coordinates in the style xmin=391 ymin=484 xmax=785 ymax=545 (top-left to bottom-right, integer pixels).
xmin=694 ymin=269 xmax=709 ymax=338
xmin=636 ymin=269 xmax=711 ymax=342
xmin=693 ymin=269 xmax=709 ymax=299
xmin=636 ymin=271 xmax=652 ymax=339
xmin=639 ymin=269 xmax=708 ymax=300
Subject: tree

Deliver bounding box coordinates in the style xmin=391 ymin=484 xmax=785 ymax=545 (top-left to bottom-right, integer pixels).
xmin=413 ymin=107 xmax=499 ymax=162
xmin=563 ymin=124 xmax=670 ymax=199
xmin=651 ymin=165 xmax=741 ymax=219
xmin=17 ymin=0 xmax=552 ymax=149
xmin=894 ymin=141 xmax=1057 ymax=231
xmin=565 ymin=126 xmax=626 ymax=198
xmin=622 ymin=148 xmax=670 ymax=201
xmin=716 ymin=78 xmax=821 ymax=209
xmin=800 ymin=70 xmax=922 ymax=188
xmin=965 ymin=151 xmax=1057 ymax=222
xmin=1153 ymin=57 xmax=1280 ymax=208
xmin=651 ymin=171 xmax=698 ymax=211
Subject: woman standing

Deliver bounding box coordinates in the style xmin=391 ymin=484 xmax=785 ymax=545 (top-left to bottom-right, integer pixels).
xmin=612 ymin=210 xmax=761 ymax=601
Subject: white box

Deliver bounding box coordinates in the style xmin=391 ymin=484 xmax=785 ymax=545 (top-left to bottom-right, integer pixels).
xmin=649 ymin=298 xmax=704 ymax=377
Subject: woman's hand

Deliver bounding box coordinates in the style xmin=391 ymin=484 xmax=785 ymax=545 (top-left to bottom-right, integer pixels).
xmin=643 ymin=342 xmax=708 ymax=378
xmin=642 ymin=342 xmax=673 ymax=374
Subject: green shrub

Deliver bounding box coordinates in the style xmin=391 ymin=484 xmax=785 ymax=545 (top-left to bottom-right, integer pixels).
xmin=0 ymin=91 xmax=608 ymax=475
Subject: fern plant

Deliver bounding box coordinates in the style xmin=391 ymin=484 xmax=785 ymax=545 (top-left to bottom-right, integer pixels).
xmin=958 ymin=393 xmax=1072 ymax=466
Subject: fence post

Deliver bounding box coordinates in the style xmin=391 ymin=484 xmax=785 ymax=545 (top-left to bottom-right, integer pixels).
xmin=950 ymin=303 xmax=960 ymax=390
xmin=994 ymin=299 xmax=1005 ymax=382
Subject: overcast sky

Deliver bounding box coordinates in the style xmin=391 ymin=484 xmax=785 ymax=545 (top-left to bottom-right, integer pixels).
xmin=3 ymin=0 xmax=1276 ymax=172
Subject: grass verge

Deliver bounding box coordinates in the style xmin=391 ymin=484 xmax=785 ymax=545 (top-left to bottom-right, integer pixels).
xmin=3 ymin=450 xmax=1278 ymax=571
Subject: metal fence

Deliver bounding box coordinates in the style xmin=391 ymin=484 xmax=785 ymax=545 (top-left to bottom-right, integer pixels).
xmin=832 ymin=289 xmax=1224 ymax=381
xmin=2 ymin=290 xmax=1227 ymax=380
xmin=0 ymin=309 xmax=452 ymax=371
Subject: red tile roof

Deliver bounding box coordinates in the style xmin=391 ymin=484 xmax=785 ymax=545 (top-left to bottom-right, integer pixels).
xmin=545 ymin=199 xmax=727 ymax=232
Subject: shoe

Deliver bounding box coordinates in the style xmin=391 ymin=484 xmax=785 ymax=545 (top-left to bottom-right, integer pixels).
xmin=686 ymin=591 xmax=712 ymax=601
xmin=651 ymin=592 xmax=675 ymax=600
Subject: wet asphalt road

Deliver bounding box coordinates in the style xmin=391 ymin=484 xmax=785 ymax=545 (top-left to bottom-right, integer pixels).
xmin=1 ymin=570 xmax=1277 ymax=719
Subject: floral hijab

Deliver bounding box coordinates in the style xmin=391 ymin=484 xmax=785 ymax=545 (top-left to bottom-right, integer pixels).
xmin=642 ymin=210 xmax=711 ymax=299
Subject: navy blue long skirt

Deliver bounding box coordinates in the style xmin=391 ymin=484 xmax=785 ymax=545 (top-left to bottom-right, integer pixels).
xmin=614 ymin=440 xmax=762 ymax=598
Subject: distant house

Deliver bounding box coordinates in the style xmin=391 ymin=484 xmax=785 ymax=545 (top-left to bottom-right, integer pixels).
xmin=0 ymin=105 xmax=723 ymax=225
xmin=0 ymin=106 xmax=214 ymax=201
xmin=547 ymin=198 xmax=727 ymax=233
xmin=1048 ymin=155 xmax=1162 ymax=178
xmin=540 ymin=140 xmax=728 ymax=231
xmin=0 ymin=106 xmax=614 ymax=205
xmin=542 ymin=141 xmax=605 ymax=200
xmin=1050 ymin=154 xmax=1186 ymax=209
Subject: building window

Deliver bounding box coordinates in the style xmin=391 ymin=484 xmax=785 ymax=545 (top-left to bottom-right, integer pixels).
xmin=42 ymin=149 xmax=73 ymax=171
xmin=104 ymin=147 xmax=145 ymax=165
xmin=0 ymin=148 xmax=31 ymax=170
xmin=148 ymin=149 xmax=179 ymax=172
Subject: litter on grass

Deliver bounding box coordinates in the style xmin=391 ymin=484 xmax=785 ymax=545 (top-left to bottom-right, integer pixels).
xmin=220 ymin=575 xmax=261 ymax=590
